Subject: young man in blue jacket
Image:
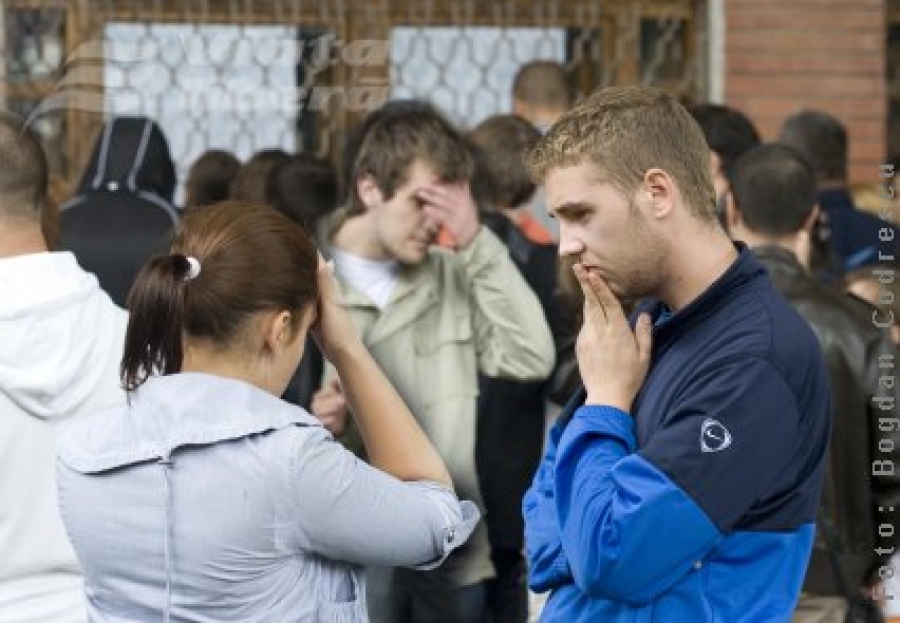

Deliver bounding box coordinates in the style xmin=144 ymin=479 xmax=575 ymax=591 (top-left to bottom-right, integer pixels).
xmin=522 ymin=86 xmax=832 ymax=622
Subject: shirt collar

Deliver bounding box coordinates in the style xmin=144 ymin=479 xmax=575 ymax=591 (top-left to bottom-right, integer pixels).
xmin=57 ymin=373 xmax=321 ymax=473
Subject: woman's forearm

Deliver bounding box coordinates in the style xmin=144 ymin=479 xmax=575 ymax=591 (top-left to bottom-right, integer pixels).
xmin=330 ymin=338 xmax=452 ymax=488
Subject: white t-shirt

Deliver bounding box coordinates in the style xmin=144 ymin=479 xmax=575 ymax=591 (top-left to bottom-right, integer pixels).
xmin=330 ymin=247 xmax=400 ymax=310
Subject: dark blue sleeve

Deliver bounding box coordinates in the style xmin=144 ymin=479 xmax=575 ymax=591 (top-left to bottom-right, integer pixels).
xmin=638 ymin=357 xmax=804 ymax=531
xmin=554 ymin=405 xmax=722 ymax=605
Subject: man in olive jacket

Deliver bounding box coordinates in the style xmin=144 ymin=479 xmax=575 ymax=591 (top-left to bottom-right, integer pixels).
xmin=311 ymin=103 xmax=555 ymax=623
xmin=728 ymin=144 xmax=900 ymax=622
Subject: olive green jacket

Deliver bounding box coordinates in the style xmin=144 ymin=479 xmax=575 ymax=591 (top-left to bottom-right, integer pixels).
xmin=329 ymin=226 xmax=555 ymax=586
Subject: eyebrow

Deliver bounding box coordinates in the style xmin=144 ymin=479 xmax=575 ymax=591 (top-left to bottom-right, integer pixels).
xmin=550 ymin=201 xmax=594 ymax=220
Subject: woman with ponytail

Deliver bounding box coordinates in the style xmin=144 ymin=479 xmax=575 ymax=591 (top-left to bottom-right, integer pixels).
xmin=55 ymin=201 xmax=478 ymax=622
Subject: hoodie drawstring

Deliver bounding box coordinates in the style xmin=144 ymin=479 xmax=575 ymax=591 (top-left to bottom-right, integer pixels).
xmin=159 ymin=454 xmax=173 ymax=623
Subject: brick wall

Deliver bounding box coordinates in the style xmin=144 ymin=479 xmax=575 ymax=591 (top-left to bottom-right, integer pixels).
xmin=725 ymin=0 xmax=886 ymax=184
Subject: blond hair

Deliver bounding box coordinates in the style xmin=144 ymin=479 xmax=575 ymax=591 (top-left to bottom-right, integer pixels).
xmin=527 ymin=86 xmax=716 ymax=220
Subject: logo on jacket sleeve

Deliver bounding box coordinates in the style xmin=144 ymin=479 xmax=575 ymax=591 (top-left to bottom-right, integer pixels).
xmin=700 ymin=418 xmax=733 ymax=453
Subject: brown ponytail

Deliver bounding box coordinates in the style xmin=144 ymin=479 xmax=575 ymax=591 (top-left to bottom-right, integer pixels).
xmin=120 ymin=201 xmax=319 ymax=392
xmin=120 ymin=254 xmax=195 ymax=391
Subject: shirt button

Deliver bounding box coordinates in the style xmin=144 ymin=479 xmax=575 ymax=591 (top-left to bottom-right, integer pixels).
xmin=694 ymin=560 xmax=703 ymax=570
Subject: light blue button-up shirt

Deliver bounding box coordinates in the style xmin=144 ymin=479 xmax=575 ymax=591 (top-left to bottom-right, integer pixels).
xmin=56 ymin=373 xmax=479 ymax=622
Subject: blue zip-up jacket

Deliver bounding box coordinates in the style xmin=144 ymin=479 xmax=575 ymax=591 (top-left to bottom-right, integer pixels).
xmin=524 ymin=247 xmax=831 ymax=622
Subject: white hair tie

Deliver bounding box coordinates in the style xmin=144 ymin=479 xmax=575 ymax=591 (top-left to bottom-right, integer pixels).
xmin=184 ymin=256 xmax=202 ymax=281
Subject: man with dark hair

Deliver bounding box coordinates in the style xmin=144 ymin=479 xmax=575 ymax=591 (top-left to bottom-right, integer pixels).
xmin=689 ymin=103 xmax=761 ymax=226
xmin=0 ymin=112 xmax=127 ymax=622
xmin=315 ymin=104 xmax=555 ymax=623
xmin=266 ymin=153 xmax=338 ymax=235
xmin=727 ymin=143 xmax=899 ymax=623
xmin=185 ymin=149 xmax=241 ymax=207
xmin=779 ymin=110 xmax=898 ymax=277
xmin=467 ymin=114 xmax=567 ymax=623
xmin=469 ymin=114 xmax=551 ymax=244
xmin=266 ymin=153 xmax=339 ymax=413
xmin=523 ymin=86 xmax=829 ymax=622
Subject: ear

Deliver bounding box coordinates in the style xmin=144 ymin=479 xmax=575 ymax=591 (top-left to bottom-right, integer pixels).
xmin=512 ymin=98 xmax=528 ymax=119
xmin=357 ymin=175 xmax=383 ymax=211
xmin=725 ymin=191 xmax=741 ymax=230
xmin=800 ymin=204 xmax=820 ymax=236
xmin=263 ymin=310 xmax=294 ymax=354
xmin=641 ymin=168 xmax=677 ymax=219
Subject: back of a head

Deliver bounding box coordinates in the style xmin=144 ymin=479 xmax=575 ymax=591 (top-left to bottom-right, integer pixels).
xmin=730 ymin=144 xmax=817 ymax=238
xmin=267 ymin=154 xmax=338 ymax=229
xmin=121 ymin=201 xmax=319 ymax=391
xmin=779 ymin=110 xmax=848 ymax=184
xmin=0 ymin=112 xmax=48 ymax=222
xmin=76 ymin=116 xmax=176 ymax=201
xmin=689 ymin=103 xmax=761 ymax=183
xmin=230 ymin=149 xmax=290 ymax=204
xmin=347 ymin=103 xmax=473 ymax=215
xmin=468 ymin=114 xmax=540 ymax=210
xmin=186 ymin=150 xmax=241 ymax=208
xmin=527 ymin=85 xmax=715 ymax=220
xmin=512 ymin=60 xmax=573 ymax=112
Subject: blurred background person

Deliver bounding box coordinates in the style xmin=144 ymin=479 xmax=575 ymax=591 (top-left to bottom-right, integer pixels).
xmin=727 ymin=143 xmax=900 ymax=623
xmin=779 ymin=110 xmax=898 ymax=282
xmin=229 ymin=148 xmax=289 ymax=204
xmin=184 ymin=149 xmax=241 ymax=208
xmin=0 ymin=112 xmax=127 ymax=623
xmin=689 ymin=103 xmax=761 ymax=229
xmin=60 ymin=116 xmax=179 ymax=307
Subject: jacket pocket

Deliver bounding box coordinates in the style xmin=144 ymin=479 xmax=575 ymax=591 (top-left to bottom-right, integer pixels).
xmin=413 ymin=313 xmax=476 ymax=407
xmin=414 ymin=312 xmax=472 ymax=355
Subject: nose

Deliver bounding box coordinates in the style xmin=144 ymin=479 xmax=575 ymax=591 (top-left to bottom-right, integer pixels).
xmin=557 ymin=225 xmax=585 ymax=258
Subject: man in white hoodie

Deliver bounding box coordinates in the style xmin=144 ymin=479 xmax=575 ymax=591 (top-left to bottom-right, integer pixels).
xmin=0 ymin=112 xmax=127 ymax=622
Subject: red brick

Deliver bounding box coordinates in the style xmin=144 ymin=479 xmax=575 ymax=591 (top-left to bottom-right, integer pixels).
xmin=728 ymin=31 xmax=882 ymax=54
xmin=728 ymin=10 xmax=881 ymax=31
xmin=727 ymin=55 xmax=883 ymax=75
xmin=728 ymin=75 xmax=885 ymax=99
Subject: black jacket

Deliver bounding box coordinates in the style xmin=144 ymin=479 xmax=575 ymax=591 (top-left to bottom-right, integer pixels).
xmin=754 ymin=245 xmax=900 ymax=592
xmin=476 ymin=213 xmax=566 ymax=551
xmin=61 ymin=117 xmax=179 ymax=307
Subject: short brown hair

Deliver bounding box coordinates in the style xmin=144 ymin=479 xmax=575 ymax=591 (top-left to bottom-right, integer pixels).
xmin=266 ymin=154 xmax=338 ymax=229
xmin=186 ymin=150 xmax=241 ymax=208
xmin=512 ymin=60 xmax=573 ymax=111
xmin=347 ymin=103 xmax=473 ymax=215
xmin=229 ymin=149 xmax=290 ymax=204
xmin=0 ymin=112 xmax=48 ymax=221
xmin=527 ymin=86 xmax=716 ymax=220
xmin=121 ymin=201 xmax=318 ymax=391
xmin=468 ymin=114 xmax=540 ymax=210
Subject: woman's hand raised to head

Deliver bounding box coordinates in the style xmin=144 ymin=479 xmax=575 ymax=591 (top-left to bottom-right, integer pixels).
xmin=310 ymin=254 xmax=364 ymax=365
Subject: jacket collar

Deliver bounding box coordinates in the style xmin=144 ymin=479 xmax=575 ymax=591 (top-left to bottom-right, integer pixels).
xmin=750 ymin=245 xmax=806 ymax=280
xmin=817 ymin=187 xmax=855 ymax=214
xmin=57 ymin=373 xmax=320 ymax=473
xmin=334 ymin=251 xmax=440 ymax=347
xmin=639 ymin=242 xmax=766 ymax=343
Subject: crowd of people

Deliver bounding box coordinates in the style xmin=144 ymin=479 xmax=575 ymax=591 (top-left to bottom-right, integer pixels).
xmin=0 ymin=58 xmax=898 ymax=623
